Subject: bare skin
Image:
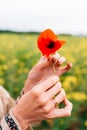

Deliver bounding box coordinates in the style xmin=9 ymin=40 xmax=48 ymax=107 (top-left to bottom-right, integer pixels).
xmin=13 ymin=76 xmax=73 ymax=130
xmin=13 ymin=53 xmax=73 ymax=130
xmin=24 ymin=53 xmax=72 ymax=93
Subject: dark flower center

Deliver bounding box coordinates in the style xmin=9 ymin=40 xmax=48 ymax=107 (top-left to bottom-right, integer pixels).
xmin=47 ymin=42 xmax=55 ymax=48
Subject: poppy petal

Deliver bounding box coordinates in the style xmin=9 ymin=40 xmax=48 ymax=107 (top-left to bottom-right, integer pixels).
xmin=37 ymin=29 xmax=66 ymax=56
xmin=60 ymin=40 xmax=66 ymax=45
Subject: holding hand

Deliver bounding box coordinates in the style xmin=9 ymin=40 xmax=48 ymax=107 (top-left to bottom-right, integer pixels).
xmin=24 ymin=53 xmax=72 ymax=93
xmin=13 ymin=76 xmax=73 ymax=130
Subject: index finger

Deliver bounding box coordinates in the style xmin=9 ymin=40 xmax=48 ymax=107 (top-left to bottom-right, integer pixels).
xmin=54 ymin=99 xmax=73 ymax=118
xmin=36 ymin=76 xmax=59 ymax=92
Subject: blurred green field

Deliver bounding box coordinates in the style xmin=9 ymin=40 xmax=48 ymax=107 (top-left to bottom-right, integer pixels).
xmin=0 ymin=32 xmax=87 ymax=130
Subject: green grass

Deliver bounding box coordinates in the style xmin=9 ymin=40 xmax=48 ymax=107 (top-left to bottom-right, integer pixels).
xmin=0 ymin=32 xmax=87 ymax=130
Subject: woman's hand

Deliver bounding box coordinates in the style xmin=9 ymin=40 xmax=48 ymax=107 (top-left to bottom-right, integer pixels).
xmin=24 ymin=53 xmax=72 ymax=92
xmin=13 ymin=76 xmax=73 ymax=130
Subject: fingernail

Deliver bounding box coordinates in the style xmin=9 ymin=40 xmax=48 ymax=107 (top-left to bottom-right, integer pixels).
xmin=59 ymin=57 xmax=66 ymax=64
xmin=53 ymin=53 xmax=60 ymax=59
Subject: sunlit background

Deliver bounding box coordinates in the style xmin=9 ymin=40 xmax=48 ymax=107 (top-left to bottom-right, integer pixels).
xmin=0 ymin=0 xmax=87 ymax=130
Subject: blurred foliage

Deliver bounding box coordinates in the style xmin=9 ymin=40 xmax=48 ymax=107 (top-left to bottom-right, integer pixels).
xmin=0 ymin=32 xmax=87 ymax=130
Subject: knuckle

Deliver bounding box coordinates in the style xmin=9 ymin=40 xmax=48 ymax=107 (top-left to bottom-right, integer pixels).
xmin=43 ymin=107 xmax=50 ymax=114
xmin=31 ymin=87 xmax=40 ymax=97
xmin=50 ymin=76 xmax=59 ymax=83
xmin=38 ymin=98 xmax=47 ymax=106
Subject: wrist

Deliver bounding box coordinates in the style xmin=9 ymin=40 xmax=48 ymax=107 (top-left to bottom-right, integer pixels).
xmin=11 ymin=108 xmax=29 ymax=130
xmin=4 ymin=112 xmax=22 ymax=130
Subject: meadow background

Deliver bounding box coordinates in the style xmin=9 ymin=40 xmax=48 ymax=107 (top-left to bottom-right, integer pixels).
xmin=0 ymin=31 xmax=87 ymax=130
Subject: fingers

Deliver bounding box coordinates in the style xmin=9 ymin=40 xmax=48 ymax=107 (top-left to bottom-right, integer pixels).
xmin=45 ymin=82 xmax=62 ymax=99
xmin=53 ymin=88 xmax=66 ymax=105
xmin=52 ymin=52 xmax=60 ymax=60
xmin=52 ymin=53 xmax=66 ymax=66
xmin=62 ymin=62 xmax=72 ymax=71
xmin=35 ymin=52 xmax=66 ymax=69
xmin=31 ymin=76 xmax=59 ymax=94
xmin=26 ymin=76 xmax=73 ymax=120
xmin=52 ymin=53 xmax=72 ymax=76
xmin=57 ymin=99 xmax=73 ymax=117
xmin=41 ymin=88 xmax=73 ymax=119
xmin=58 ymin=62 xmax=73 ymax=76
xmin=44 ymin=98 xmax=73 ymax=119
xmin=39 ymin=87 xmax=66 ymax=114
xmin=35 ymin=56 xmax=51 ymax=68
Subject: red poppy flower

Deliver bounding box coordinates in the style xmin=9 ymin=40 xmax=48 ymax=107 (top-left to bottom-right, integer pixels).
xmin=37 ymin=29 xmax=66 ymax=56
